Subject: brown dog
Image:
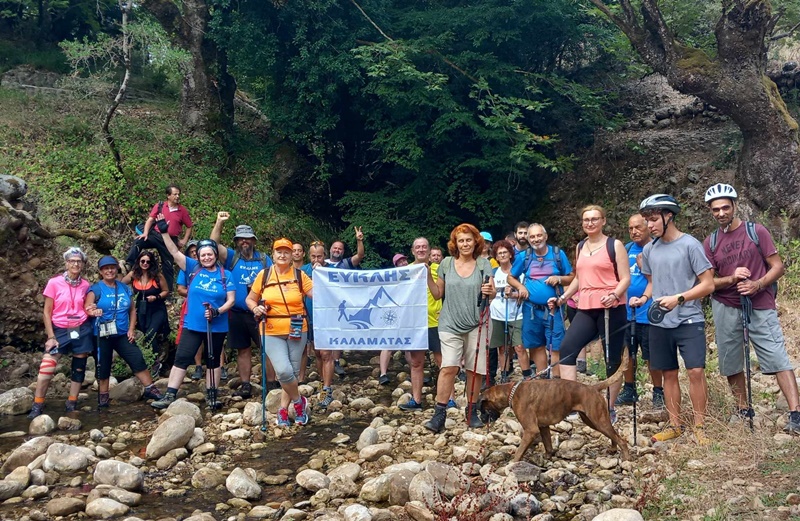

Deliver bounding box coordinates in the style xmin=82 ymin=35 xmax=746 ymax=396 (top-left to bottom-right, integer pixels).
xmin=477 ymin=350 xmax=630 ymax=462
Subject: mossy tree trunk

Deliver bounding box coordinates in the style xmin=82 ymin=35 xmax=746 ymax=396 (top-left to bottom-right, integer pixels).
xmin=589 ymin=0 xmax=800 ymax=218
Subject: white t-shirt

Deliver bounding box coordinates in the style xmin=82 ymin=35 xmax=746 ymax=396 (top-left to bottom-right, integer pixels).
xmin=490 ymin=267 xmax=523 ymax=322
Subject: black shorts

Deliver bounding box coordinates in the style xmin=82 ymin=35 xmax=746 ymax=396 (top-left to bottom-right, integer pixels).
xmin=51 ymin=322 xmax=94 ymax=356
xmin=428 ymin=327 xmax=441 ymax=353
xmin=649 ymin=323 xmax=707 ymax=371
xmin=625 ymin=322 xmax=651 ymax=361
xmin=227 ymin=309 xmax=260 ymax=349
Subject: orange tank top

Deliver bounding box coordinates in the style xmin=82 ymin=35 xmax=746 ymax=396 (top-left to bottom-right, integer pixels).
xmin=575 ymin=241 xmax=624 ymax=310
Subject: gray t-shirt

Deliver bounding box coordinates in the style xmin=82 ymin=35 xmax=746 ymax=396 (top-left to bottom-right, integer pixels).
xmin=438 ymin=256 xmax=493 ymax=334
xmin=641 ymin=233 xmax=712 ymax=329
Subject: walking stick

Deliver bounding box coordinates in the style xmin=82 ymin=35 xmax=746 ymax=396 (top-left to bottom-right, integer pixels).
xmin=630 ymin=320 xmax=638 ymax=447
xmin=547 ymin=309 xmax=554 ymax=379
xmin=503 ymin=294 xmax=510 ymax=380
xmin=740 ymin=295 xmax=755 ymax=432
xmin=203 ymin=303 xmax=218 ymax=411
xmin=604 ymin=308 xmax=611 ymax=410
xmin=467 ymin=276 xmax=490 ymax=425
xmin=259 ymin=300 xmax=268 ymax=432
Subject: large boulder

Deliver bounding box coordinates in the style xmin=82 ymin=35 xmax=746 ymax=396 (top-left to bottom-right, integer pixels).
xmin=242 ymin=401 xmax=266 ymax=426
xmin=29 ymin=415 xmax=56 ymax=435
xmin=43 ymin=443 xmax=91 ymax=473
xmin=191 ymin=467 xmax=226 ymax=489
xmin=85 ymin=497 xmax=130 ymax=518
xmin=425 ymin=461 xmax=469 ymax=498
xmin=0 ymin=388 xmax=34 ymax=415
xmin=296 ymin=469 xmax=329 ymax=492
xmin=0 ymin=174 xmax=27 ymax=201
xmin=0 ymin=480 xmax=25 ymax=501
xmin=108 ymin=378 xmax=143 ymax=403
xmin=5 ymin=466 xmax=31 ymax=488
xmin=163 ymin=399 xmax=203 ymax=427
xmin=145 ymin=415 xmax=195 ymax=459
xmin=226 ymin=467 xmax=261 ymax=500
xmin=328 ymin=462 xmax=361 ymax=482
xmin=359 ymin=475 xmax=392 ymax=503
xmin=2 ymin=436 xmax=54 ymax=473
xmin=93 ymin=460 xmax=144 ymax=491
xmin=46 ymin=497 xmax=85 ymax=516
xmin=356 ymin=427 xmax=379 ymax=450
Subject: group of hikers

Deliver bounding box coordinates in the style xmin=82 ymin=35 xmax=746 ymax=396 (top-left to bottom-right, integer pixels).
xmin=28 ymin=182 xmax=800 ymax=445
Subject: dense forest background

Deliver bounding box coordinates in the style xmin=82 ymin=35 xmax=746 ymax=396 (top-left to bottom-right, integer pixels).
xmin=2 ymin=0 xmax=800 ymax=266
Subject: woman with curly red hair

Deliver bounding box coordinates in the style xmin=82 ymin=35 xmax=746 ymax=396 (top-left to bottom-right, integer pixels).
xmin=424 ymin=223 xmax=496 ymax=433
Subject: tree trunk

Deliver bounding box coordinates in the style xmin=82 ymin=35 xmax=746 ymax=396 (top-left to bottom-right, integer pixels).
xmin=589 ymin=0 xmax=800 ymax=220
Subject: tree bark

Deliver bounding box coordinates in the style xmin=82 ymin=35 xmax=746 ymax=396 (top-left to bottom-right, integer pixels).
xmin=588 ymin=0 xmax=800 ymax=219
xmin=101 ymin=0 xmax=134 ymax=176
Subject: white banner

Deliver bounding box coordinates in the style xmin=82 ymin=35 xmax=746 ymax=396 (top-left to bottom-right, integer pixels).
xmin=313 ymin=264 xmax=428 ymax=350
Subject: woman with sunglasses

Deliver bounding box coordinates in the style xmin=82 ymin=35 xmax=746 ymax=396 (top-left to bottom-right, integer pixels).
xmin=85 ymin=256 xmax=163 ymax=407
xmin=29 ymin=247 xmax=94 ymax=419
xmin=122 ymin=251 xmax=170 ymax=375
xmin=549 ymin=205 xmax=630 ymax=423
xmin=151 ymin=232 xmax=235 ymax=410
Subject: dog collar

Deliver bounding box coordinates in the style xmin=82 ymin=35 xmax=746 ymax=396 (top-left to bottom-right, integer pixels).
xmin=508 ymin=381 xmax=523 ymax=409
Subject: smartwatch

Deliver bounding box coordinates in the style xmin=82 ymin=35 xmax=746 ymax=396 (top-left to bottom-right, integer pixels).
xmin=677 ymin=294 xmax=685 ymax=306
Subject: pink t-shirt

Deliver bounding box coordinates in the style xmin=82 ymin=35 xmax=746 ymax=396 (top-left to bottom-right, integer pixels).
xmin=575 ymin=243 xmax=625 ymax=310
xmin=149 ymin=202 xmax=193 ymax=237
xmin=704 ymin=222 xmax=778 ymax=310
xmin=43 ymin=275 xmax=90 ymax=328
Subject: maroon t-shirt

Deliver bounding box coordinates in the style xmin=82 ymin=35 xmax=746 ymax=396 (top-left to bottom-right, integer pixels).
xmin=149 ymin=202 xmax=193 ymax=237
xmin=703 ymin=222 xmax=778 ymax=310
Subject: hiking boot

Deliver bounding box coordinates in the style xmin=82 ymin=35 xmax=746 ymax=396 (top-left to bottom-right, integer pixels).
xmin=577 ymin=359 xmax=588 ymax=374
xmin=615 ymin=384 xmax=638 ymax=405
xmin=149 ymin=361 xmax=162 ymax=379
xmin=609 ymin=408 xmax=618 ymax=425
xmin=191 ymin=365 xmax=204 ymax=380
xmin=143 ymin=385 xmax=162 ymax=401
xmin=728 ymin=407 xmax=755 ymax=426
xmin=65 ymin=399 xmax=78 ymax=412
xmin=693 ymin=425 xmax=711 ymax=446
xmin=784 ymin=411 xmax=800 ymax=434
xmin=652 ymin=388 xmax=665 ymax=410
xmin=98 ymin=392 xmax=110 ymax=408
xmin=447 ymin=399 xmax=457 ymax=409
xmin=466 ymin=403 xmax=484 ymax=429
xmin=151 ymin=390 xmax=177 ymax=410
xmin=206 ymin=389 xmax=222 ymax=411
xmin=399 ymin=398 xmax=423 ymax=411
xmin=220 ymin=367 xmax=229 ymax=381
xmin=293 ymin=396 xmax=309 ymax=425
xmin=233 ymin=382 xmax=252 ymax=399
xmin=276 ymin=407 xmax=291 ymax=427
xmin=651 ymin=424 xmax=685 ymax=443
xmin=424 ymin=404 xmax=447 ymax=433
xmin=378 ymin=374 xmax=390 ymax=386
xmin=28 ymin=402 xmax=45 ymax=419
xmin=318 ymin=391 xmax=333 ymax=409
xmin=334 ymin=360 xmax=346 ymax=377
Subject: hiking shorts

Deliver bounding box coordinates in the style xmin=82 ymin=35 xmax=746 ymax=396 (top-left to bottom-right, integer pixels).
xmin=228 ymin=309 xmax=260 ymax=350
xmin=522 ymin=305 xmax=565 ymax=351
xmin=427 ymin=327 xmax=441 ymax=353
xmin=649 ymin=322 xmax=706 ymax=371
xmin=712 ymin=300 xmax=793 ymax=376
xmin=490 ymin=318 xmax=522 ymax=348
xmin=440 ymin=325 xmax=490 ymax=375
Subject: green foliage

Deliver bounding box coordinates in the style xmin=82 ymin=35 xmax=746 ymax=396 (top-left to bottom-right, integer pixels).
xmin=111 ymin=335 xmax=157 ymax=380
xmin=778 ymin=237 xmax=800 ymax=301
xmin=0 ymin=39 xmax=69 ymax=73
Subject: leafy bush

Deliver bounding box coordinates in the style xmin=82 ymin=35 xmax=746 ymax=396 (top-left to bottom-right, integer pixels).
xmin=111 ymin=335 xmax=158 ymax=380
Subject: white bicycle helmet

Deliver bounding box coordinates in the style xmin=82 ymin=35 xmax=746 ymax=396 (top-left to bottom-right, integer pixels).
xmin=704 ymin=183 xmax=737 ymax=204
xmin=639 ymin=194 xmax=681 ymax=215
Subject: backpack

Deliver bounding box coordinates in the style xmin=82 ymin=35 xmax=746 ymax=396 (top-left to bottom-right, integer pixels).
xmin=258 ymin=266 xmax=308 ymax=318
xmin=187 ymin=262 xmax=228 ymax=289
xmin=521 ymin=245 xmax=565 ymax=277
xmin=135 ymin=201 xmax=164 ymax=235
xmin=229 ymin=251 xmax=268 ymax=271
xmin=577 ymin=237 xmax=620 ymax=281
xmin=709 ymin=221 xmax=776 ymax=292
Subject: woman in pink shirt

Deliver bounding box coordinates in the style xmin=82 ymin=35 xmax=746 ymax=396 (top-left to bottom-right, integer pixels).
xmin=29 ymin=247 xmax=94 ymax=419
xmin=549 ymin=205 xmax=630 ymax=423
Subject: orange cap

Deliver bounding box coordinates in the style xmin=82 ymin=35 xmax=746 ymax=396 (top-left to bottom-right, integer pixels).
xmin=273 ymin=238 xmax=293 ymax=251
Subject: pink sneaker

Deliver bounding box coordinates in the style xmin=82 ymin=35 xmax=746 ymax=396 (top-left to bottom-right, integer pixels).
xmin=293 ymin=396 xmax=309 ymax=425
xmin=276 ymin=407 xmax=290 ymax=426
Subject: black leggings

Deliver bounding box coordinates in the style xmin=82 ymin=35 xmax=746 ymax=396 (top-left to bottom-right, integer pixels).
xmin=559 ymin=306 xmax=627 ymax=374
xmin=174 ymin=329 xmax=226 ymax=370
xmin=96 ymin=335 xmax=147 ymax=380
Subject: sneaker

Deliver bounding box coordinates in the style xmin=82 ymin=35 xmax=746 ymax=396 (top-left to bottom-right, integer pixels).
xmin=447 ymin=399 xmax=457 ymax=409
xmin=28 ymin=402 xmax=45 ymax=419
xmin=609 ymin=408 xmax=618 ymax=425
xmin=206 ymin=389 xmax=222 ymax=410
xmin=651 ymin=424 xmax=685 ymax=443
xmin=728 ymin=407 xmax=755 ymax=426
xmin=334 ymin=360 xmax=346 ymax=377
xmin=143 ymin=385 xmax=162 ymax=401
xmin=424 ymin=404 xmax=447 ymax=433
xmin=615 ymin=385 xmax=638 ymax=405
xmin=577 ymin=359 xmax=588 ymax=374
xmin=65 ymin=399 xmax=78 ymax=412
xmin=151 ymin=391 xmax=177 ymax=410
xmin=293 ymin=396 xmax=309 ymax=425
xmin=466 ymin=403 xmax=484 ymax=428
xmin=233 ymin=382 xmax=252 ymax=399
xmin=378 ymin=374 xmax=390 ymax=386
xmin=191 ymin=365 xmax=204 ymax=380
xmin=566 ymin=411 xmax=580 ymax=421
xmin=220 ymin=367 xmax=229 ymax=381
xmin=318 ymin=393 xmax=334 ymax=409
xmin=693 ymin=425 xmax=711 ymax=446
xmin=399 ymin=398 xmax=423 ymax=411
xmin=784 ymin=411 xmax=800 ymax=434
xmin=652 ymin=388 xmax=665 ymax=410
xmin=149 ymin=361 xmax=162 ymax=379
xmin=98 ymin=392 xmax=110 ymax=408
xmin=276 ymin=407 xmax=291 ymax=427
xmin=458 ymin=370 xmax=466 ymax=382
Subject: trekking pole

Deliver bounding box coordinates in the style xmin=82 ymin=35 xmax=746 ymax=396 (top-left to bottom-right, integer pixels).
xmin=547 ymin=309 xmax=554 ymax=379
xmin=503 ymin=293 xmax=510 ymax=381
xmin=259 ymin=300 xmax=268 ymax=432
xmin=740 ymin=295 xmax=755 ymax=432
xmin=630 ymin=320 xmax=638 ymax=447
xmin=467 ymin=276 xmax=491 ymax=425
xmin=203 ymin=303 xmax=218 ymax=411
xmin=604 ymin=308 xmax=611 ymax=410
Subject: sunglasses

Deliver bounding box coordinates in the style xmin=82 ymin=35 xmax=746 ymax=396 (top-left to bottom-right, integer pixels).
xmin=140 ymin=259 xmax=152 ymax=265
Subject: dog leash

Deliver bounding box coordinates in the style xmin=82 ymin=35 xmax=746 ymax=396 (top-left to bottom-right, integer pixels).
xmin=508 ymin=380 xmax=523 ymax=409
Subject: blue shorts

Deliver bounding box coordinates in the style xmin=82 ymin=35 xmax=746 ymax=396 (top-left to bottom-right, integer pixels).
xmin=522 ymin=304 xmax=565 ymax=352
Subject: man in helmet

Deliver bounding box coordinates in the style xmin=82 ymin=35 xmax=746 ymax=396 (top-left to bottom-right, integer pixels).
xmin=629 ymin=194 xmax=715 ymax=445
xmin=702 ymin=184 xmax=800 ymax=433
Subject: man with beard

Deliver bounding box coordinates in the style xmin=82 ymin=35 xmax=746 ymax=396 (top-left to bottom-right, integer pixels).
xmin=702 ymin=184 xmax=800 ymax=433
xmin=211 ymin=212 xmax=277 ymax=398
xmin=326 ymin=227 xmax=365 ymax=376
xmin=514 ymin=221 xmax=529 ymax=253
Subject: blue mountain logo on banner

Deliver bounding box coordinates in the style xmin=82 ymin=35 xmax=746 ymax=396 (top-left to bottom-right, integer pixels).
xmin=337 ymin=287 xmax=399 ymax=329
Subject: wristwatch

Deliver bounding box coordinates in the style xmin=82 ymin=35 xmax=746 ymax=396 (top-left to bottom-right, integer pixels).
xmin=677 ymin=294 xmax=685 ymax=305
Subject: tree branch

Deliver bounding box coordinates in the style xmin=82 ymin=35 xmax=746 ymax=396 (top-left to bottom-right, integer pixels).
xmin=770 ymin=19 xmax=800 ymax=41
xmin=349 ymin=0 xmax=394 ymax=42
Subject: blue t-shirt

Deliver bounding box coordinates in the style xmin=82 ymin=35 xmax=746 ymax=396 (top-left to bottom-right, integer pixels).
xmin=176 ymin=269 xmax=187 ymax=287
xmin=184 ymin=258 xmax=235 ymax=333
xmin=626 ymin=242 xmax=649 ymax=323
xmin=510 ymin=246 xmax=572 ymax=305
xmin=301 ymin=263 xmax=314 ymax=320
xmin=223 ymin=247 xmax=273 ymax=311
xmin=89 ymin=281 xmax=133 ymax=336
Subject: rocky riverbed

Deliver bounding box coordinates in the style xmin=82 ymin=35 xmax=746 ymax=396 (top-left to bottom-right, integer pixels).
xmin=0 ymin=347 xmax=799 ymax=521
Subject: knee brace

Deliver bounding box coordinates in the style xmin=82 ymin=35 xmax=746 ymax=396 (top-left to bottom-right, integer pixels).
xmin=71 ymin=356 xmax=88 ymax=383
xmin=38 ymin=356 xmax=58 ymax=382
